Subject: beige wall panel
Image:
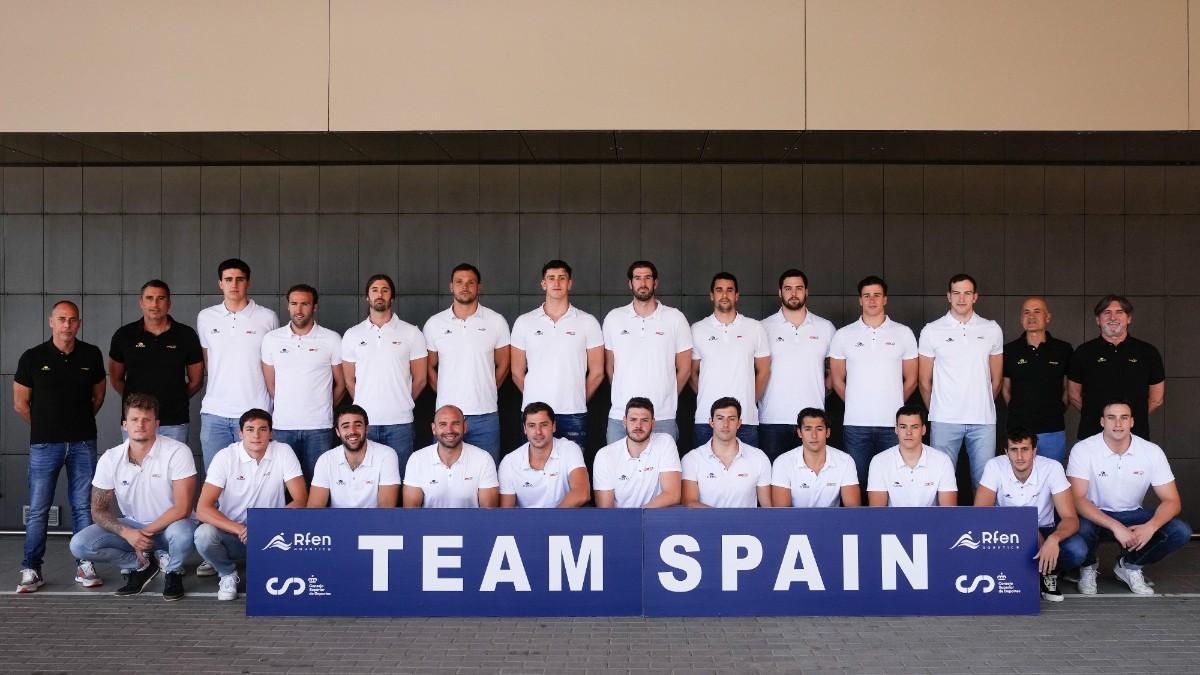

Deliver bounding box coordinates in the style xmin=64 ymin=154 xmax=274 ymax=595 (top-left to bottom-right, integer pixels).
xmin=0 ymin=1 xmax=328 ymax=132
xmin=330 ymin=0 xmax=805 ymax=131
xmin=807 ymin=0 xmax=1188 ymax=131
xmin=1191 ymin=0 xmax=1200 ymax=128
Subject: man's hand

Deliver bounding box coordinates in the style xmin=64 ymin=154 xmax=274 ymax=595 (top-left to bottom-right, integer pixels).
xmin=121 ymin=526 xmax=153 ymax=552
xmin=1034 ymin=538 xmax=1060 ymax=575
xmin=1128 ymin=522 xmax=1160 ymax=551
xmin=237 ymin=524 xmax=249 ymax=545
xmin=1111 ymin=523 xmax=1137 ymax=549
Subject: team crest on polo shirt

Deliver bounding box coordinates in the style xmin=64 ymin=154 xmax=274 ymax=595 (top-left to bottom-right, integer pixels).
xmin=390 ymin=340 xmax=402 ymax=346
xmin=429 ymin=478 xmax=439 ymax=484
xmin=547 ymin=472 xmax=558 ymax=477
xmin=854 ymin=342 xmax=864 ymax=348
xmin=463 ymin=475 xmax=475 ymax=481
xmin=1128 ymin=358 xmax=1138 ymax=363
xmin=808 ymin=335 xmax=820 ymax=340
xmin=565 ymin=331 xmax=576 ymax=336
xmin=134 ymin=341 xmax=146 ymax=348
xmin=364 ymin=479 xmax=374 ymax=485
xmin=359 ymin=340 xmax=368 ymax=346
xmin=706 ymin=336 xmax=717 ymax=341
xmin=443 ymin=329 xmax=453 ymax=335
xmin=706 ymin=472 xmax=717 ymax=479
xmin=884 ymin=341 xmax=896 ymax=346
xmin=280 ymin=348 xmax=289 ymax=354
xmin=1017 ymin=358 xmax=1028 ymax=365
xmin=1098 ymin=471 xmax=1108 ymax=477
xmin=211 ymin=328 xmax=220 ymax=334
xmin=891 ymin=480 xmax=903 ymax=487
xmin=476 ymin=327 xmax=487 ymax=332
xmin=1132 ymin=470 xmax=1145 ymax=476
xmin=522 ymin=481 xmax=534 ymax=488
xmin=236 ymin=475 xmax=246 ymax=480
xmin=824 ymin=481 xmax=836 ymax=487
xmin=736 ymin=472 xmax=750 ymax=478
xmin=620 ymin=329 xmax=630 ymax=335
xmin=1097 ymin=357 xmax=1107 ymax=363
xmin=799 ymin=482 xmax=810 ymax=489
xmin=655 ymin=331 xmax=664 ymax=336
xmin=923 ymin=481 xmax=935 ymax=487
xmin=121 ymin=480 xmax=130 ymax=486
xmin=151 ymin=473 xmax=161 ymax=478
xmin=165 ymin=344 xmax=177 ymax=349
xmin=617 ymin=474 xmax=629 ymax=481
xmin=945 ymin=337 xmax=954 ymax=342
xmin=776 ymin=336 xmax=785 ymax=342
xmin=40 ymin=365 xmax=50 ymax=371
xmin=336 ymin=479 xmax=345 ymax=485
xmin=534 ymin=330 xmax=544 ymax=336
xmin=245 ymin=330 xmax=257 ymax=335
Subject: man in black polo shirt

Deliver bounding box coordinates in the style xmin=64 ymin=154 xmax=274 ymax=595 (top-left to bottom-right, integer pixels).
xmin=1002 ymin=297 xmax=1073 ymax=464
xmin=108 ymin=280 xmax=204 ymax=444
xmin=12 ymin=300 xmax=107 ymax=593
xmin=1068 ymin=295 xmax=1165 ymax=441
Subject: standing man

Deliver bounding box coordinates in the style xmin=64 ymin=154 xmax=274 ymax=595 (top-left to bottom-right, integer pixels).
xmin=758 ymin=269 xmax=835 ymax=461
xmin=402 ymin=405 xmax=499 ymax=508
xmin=108 ymin=280 xmax=204 ymax=444
xmin=690 ymin=272 xmax=770 ymax=447
xmin=603 ymin=260 xmax=692 ymax=442
xmin=498 ymin=402 xmax=590 ymax=508
xmin=918 ymin=273 xmax=1004 ymax=487
xmin=1068 ymin=295 xmax=1165 ymax=441
xmin=510 ymin=260 xmax=604 ymax=450
xmin=307 ymin=404 xmax=401 ymax=509
xmin=261 ymin=283 xmax=345 ymax=480
xmin=770 ymin=408 xmax=861 ymax=508
xmin=593 ymin=397 xmax=682 ymax=508
xmin=681 ymin=398 xmax=773 ymax=508
xmin=423 ymin=264 xmax=511 ymax=462
xmin=197 ymin=258 xmax=279 ymax=469
xmin=829 ymin=276 xmax=918 ymax=488
xmin=14 ymin=300 xmax=107 ymax=593
xmin=341 ymin=273 xmax=427 ymax=476
xmin=866 ymin=406 xmax=958 ymax=507
xmin=1002 ymin=297 xmax=1073 ymax=464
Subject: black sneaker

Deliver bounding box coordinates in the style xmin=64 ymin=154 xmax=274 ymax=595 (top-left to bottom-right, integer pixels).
xmin=1041 ymin=572 xmax=1064 ymax=602
xmin=114 ymin=555 xmax=160 ymax=596
xmin=162 ymin=572 xmax=185 ymax=602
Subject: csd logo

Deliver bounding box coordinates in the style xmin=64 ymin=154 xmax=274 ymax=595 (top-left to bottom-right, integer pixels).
xmin=954 ymin=574 xmax=996 ymax=594
xmin=265 ymin=576 xmax=306 ymax=596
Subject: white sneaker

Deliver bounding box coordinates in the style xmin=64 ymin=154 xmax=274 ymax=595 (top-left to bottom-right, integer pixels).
xmin=16 ymin=568 xmax=44 ymax=593
xmin=196 ymin=561 xmax=216 ymax=577
xmin=1077 ymin=563 xmax=1098 ymax=595
xmin=217 ymin=573 xmax=239 ymax=601
xmin=1114 ymin=559 xmax=1154 ymax=595
xmin=74 ymin=560 xmax=103 ymax=588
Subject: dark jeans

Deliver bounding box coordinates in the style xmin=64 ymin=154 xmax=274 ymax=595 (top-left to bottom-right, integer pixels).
xmin=273 ymin=428 xmax=336 ymax=483
xmin=23 ymin=440 xmax=97 ymax=570
xmin=465 ymin=412 xmax=501 ymax=464
xmin=1077 ymin=508 xmax=1192 ymax=568
xmin=842 ymin=425 xmax=898 ymax=488
xmin=554 ymin=413 xmax=588 ymax=450
xmin=368 ymin=423 xmax=414 ymax=480
xmin=1038 ymin=525 xmax=1088 ymax=573
xmin=692 ymin=424 xmax=758 ymax=450
xmin=757 ymin=424 xmax=798 ymax=462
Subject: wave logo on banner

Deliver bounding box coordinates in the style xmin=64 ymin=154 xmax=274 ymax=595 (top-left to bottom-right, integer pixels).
xmin=261 ymin=532 xmax=334 ymax=552
xmin=955 ymin=574 xmax=995 ymax=593
xmin=262 ymin=533 xmax=293 ymax=551
xmin=949 ymin=532 xmax=981 ymax=550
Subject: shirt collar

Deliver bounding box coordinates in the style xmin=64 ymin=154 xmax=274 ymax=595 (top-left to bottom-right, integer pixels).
xmin=536 ymin=304 xmax=578 ymax=321
xmin=121 ymin=438 xmax=162 ymax=465
xmin=519 ymin=439 xmax=562 ymax=470
xmin=706 ymin=313 xmax=743 ymax=328
xmin=624 ymin=300 xmax=664 ymax=319
xmin=703 ymin=440 xmax=745 ymax=462
xmin=238 ymin=441 xmax=274 ymax=464
xmin=336 ymin=442 xmax=377 ymax=468
xmin=774 ymin=308 xmax=814 ymax=327
xmin=287 ymin=321 xmax=322 ymax=338
xmin=220 ymin=299 xmax=258 ymax=317
xmin=942 ymin=311 xmax=983 ymax=326
xmin=893 ymin=445 xmax=929 ymax=468
xmin=857 ymin=316 xmax=893 ymax=331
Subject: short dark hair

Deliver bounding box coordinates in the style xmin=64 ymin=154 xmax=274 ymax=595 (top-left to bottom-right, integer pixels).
xmin=140 ymin=279 xmax=171 ymax=297
xmin=857 ymin=275 xmax=888 ymax=295
xmin=711 ymin=272 xmax=738 ymax=292
xmin=239 ymin=408 xmax=273 ymax=430
xmin=522 ymin=401 xmax=557 ymax=424
xmin=796 ymin=407 xmax=830 ymax=428
xmin=1093 ymin=294 xmax=1134 ymax=317
xmin=627 ymin=260 xmax=658 ymax=280
xmin=287 ymin=283 xmax=319 ymax=305
xmin=778 ymin=268 xmax=809 ymax=290
xmin=625 ymin=396 xmax=655 ymax=417
xmin=1101 ymin=398 xmax=1134 ymax=417
xmin=451 ymin=263 xmax=481 ymax=283
xmin=122 ymin=393 xmax=160 ymax=420
xmin=217 ymin=258 xmax=251 ymax=280
xmin=948 ymin=273 xmax=977 ymax=293
xmin=541 ymin=260 xmax=572 ymax=278
xmin=364 ymin=273 xmax=396 ymax=297
xmin=1005 ymin=426 xmax=1037 ymax=448
xmin=895 ymin=404 xmax=927 ymax=425
xmin=334 ymin=403 xmax=369 ymax=427
xmin=710 ymin=396 xmax=742 ymax=418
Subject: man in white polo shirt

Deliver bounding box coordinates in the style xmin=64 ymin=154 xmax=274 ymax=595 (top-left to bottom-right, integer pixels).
xmin=771 ymin=407 xmax=860 ymax=508
xmin=498 ymin=402 xmax=590 ymax=508
xmin=341 ymin=273 xmax=426 ymax=476
xmin=510 ymin=260 xmax=604 ymax=450
xmin=403 ymin=405 xmax=499 ymax=508
xmin=423 ymin=263 xmax=510 ymax=462
xmin=593 ymin=397 xmax=681 ymax=508
xmin=68 ymin=393 xmax=197 ymax=601
xmin=867 ymin=405 xmax=957 ymax=507
xmin=1067 ymin=400 xmax=1191 ymax=595
xmin=690 ymin=272 xmax=770 ymax=448
xmin=918 ymin=273 xmax=1003 ymax=487
xmin=197 ymin=258 xmax=279 ymax=469
xmin=603 ymin=260 xmax=693 ymax=443
xmin=308 ymin=404 xmax=401 ymax=508
xmin=195 ymin=408 xmax=307 ymax=601
xmin=758 ymin=269 xmax=835 ymax=462
xmin=830 ymin=275 xmax=918 ymax=489
xmin=681 ymin=397 xmax=772 ymax=508
xmin=262 ymin=283 xmax=345 ymax=482
xmin=975 ymin=427 xmax=1085 ymax=602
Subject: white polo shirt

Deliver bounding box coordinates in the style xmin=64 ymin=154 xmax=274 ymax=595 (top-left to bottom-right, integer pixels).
xmin=917 ymin=312 xmax=1004 ymax=424
xmin=404 ymin=443 xmax=499 ymax=508
xmin=311 ymin=441 xmax=402 ymax=509
xmin=497 ymin=438 xmax=587 ymax=508
xmin=341 ymin=315 xmax=427 ymax=425
xmin=510 ymin=305 xmax=603 ymax=415
xmin=758 ymin=310 xmax=835 ymax=424
xmin=829 ymin=317 xmax=919 ymax=427
xmin=603 ymin=301 xmax=693 ymax=421
xmin=423 ymin=305 xmax=510 ymax=415
xmin=691 ymin=314 xmax=771 ymax=424
xmin=92 ymin=436 xmax=197 ymax=524
xmin=771 ymin=446 xmax=859 ymax=508
xmin=980 ymin=455 xmax=1070 ymax=528
xmin=593 ymin=433 xmax=681 ymax=508
xmin=205 ymin=440 xmax=304 ymax=524
xmin=681 ymin=441 xmax=772 ymax=508
xmin=867 ymin=444 xmax=957 ymax=507
xmin=198 ymin=299 xmax=279 ymax=418
xmin=261 ymin=323 xmax=342 ymax=430
xmin=1066 ymin=433 xmax=1175 ymax=512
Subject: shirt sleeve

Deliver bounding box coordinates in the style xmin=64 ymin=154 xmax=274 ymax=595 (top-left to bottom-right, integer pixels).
xmin=509 ymin=316 xmax=529 ymax=350
xmin=492 ymin=314 xmax=511 ymax=350
xmin=477 ymin=453 xmax=499 ymax=490
xmin=1065 ymin=445 xmax=1088 ymax=480
xmin=14 ymin=349 xmax=33 ymax=388
xmin=265 ymin=308 xmax=280 ymax=331
xmin=1046 ymin=462 xmax=1071 ymax=495
xmin=183 ymin=326 xmax=204 ymax=366
xmin=755 ymin=453 xmax=772 ymax=487
xmin=978 ymin=459 xmax=1001 ymax=492
xmin=675 ymin=312 xmax=694 ymax=352
xmin=402 ymin=455 xmax=422 ymax=487
xmin=770 ymin=459 xmax=791 ymax=489
xmin=828 ymin=330 xmax=846 ymax=360
xmin=421 ymin=319 xmax=438 ymax=355
xmin=866 ymin=455 xmax=886 ymax=492
xmin=197 ymin=311 xmax=211 ymax=350
xmin=659 ymin=442 xmax=683 ymax=474
xmin=839 ymin=461 xmax=859 ymax=487
xmin=690 ymin=324 xmax=703 ymax=361
xmin=91 ymin=450 xmax=116 ymax=490
xmin=680 ymin=451 xmax=698 ymax=482
xmin=936 ymin=455 xmax=958 ymax=492
xmin=1149 ymin=447 xmax=1176 ymax=486
xmin=340 ymin=331 xmax=358 ymax=364
xmin=1147 ymin=344 xmax=1166 ymax=385
xmin=328 ymin=332 xmax=342 ymax=366
xmin=409 ymin=326 xmax=428 ymax=360
xmin=260 ymin=334 xmax=275 ymax=365
xmin=753 ymin=322 xmax=771 ymax=359
xmin=592 ymin=452 xmax=613 ymax=491
xmin=988 ymin=323 xmax=1004 ymax=356
xmin=279 ymin=445 xmax=304 ymax=482
xmin=87 ymin=345 xmax=106 ymax=384
xmin=901 ymin=326 xmax=919 ymax=360
xmin=379 ymin=448 xmax=401 ymax=486
xmin=108 ymin=327 xmax=125 ymax=363
xmin=917 ymin=325 xmax=935 ymax=358
xmin=310 ymin=451 xmax=332 ymax=489
xmin=1067 ymin=347 xmax=1086 ymax=384
xmin=1002 ymin=346 xmax=1015 ymax=378
xmin=168 ymin=445 xmax=198 ymax=480
xmin=205 ymin=450 xmax=229 ymax=488
xmin=602 ymin=314 xmax=616 ymax=350
xmin=497 ymin=456 xmax=516 ymax=495
xmin=821 ymin=322 xmax=836 ymax=357
xmin=563 ymin=442 xmax=586 ymax=473
xmin=584 ymin=315 xmax=604 ymax=350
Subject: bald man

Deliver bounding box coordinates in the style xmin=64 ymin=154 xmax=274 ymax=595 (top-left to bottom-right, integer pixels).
xmin=402 ymin=405 xmax=499 ymax=508
xmin=1002 ymin=297 xmax=1073 ymax=464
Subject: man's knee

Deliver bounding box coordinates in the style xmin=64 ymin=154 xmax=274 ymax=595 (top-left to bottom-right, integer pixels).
xmin=68 ymin=526 xmax=98 ymax=560
xmin=1162 ymin=518 xmax=1193 ymax=546
xmin=165 ymin=519 xmax=198 ymax=543
xmin=1058 ymin=534 xmax=1089 ymax=569
xmin=194 ymin=523 xmax=222 ymax=549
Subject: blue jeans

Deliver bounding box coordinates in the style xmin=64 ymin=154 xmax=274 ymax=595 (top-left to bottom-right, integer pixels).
xmin=123 ymin=424 xmax=189 ymax=444
xmin=930 ymin=422 xmax=996 ymax=487
xmin=757 ymin=424 xmax=799 ymax=462
xmin=194 ymin=523 xmax=247 ymax=577
xmin=842 ymin=426 xmax=899 ymax=489
xmin=200 ymin=413 xmax=241 ymax=470
xmin=465 ymin=412 xmax=501 ymax=463
xmin=1036 ymin=431 xmax=1067 ymax=465
xmin=368 ymin=423 xmax=414 ymax=479
xmin=23 ymin=440 xmax=97 ymax=570
xmin=606 ymin=418 xmax=679 ymax=444
xmin=1077 ymin=508 xmax=1193 ymax=569
xmin=70 ymin=518 xmax=197 ymax=574
xmin=692 ymin=424 xmax=758 ymax=449
xmin=555 ymin=413 xmax=588 ymax=451
xmin=273 ymin=428 xmax=336 ymax=482
xmin=1038 ymin=525 xmax=1088 ymax=573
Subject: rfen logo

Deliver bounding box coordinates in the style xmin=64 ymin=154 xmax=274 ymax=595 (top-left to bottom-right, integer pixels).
xmin=262 ymin=532 xmax=333 ymax=552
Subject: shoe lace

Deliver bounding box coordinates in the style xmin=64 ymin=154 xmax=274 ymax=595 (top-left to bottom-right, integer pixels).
xmin=219 ymin=575 xmax=238 ymax=591
xmin=79 ymin=561 xmax=96 ymax=576
xmin=1042 ymin=574 xmax=1058 ymax=592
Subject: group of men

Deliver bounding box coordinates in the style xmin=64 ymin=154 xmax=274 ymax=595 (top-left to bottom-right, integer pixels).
xmin=12 ymin=255 xmax=1189 ymax=604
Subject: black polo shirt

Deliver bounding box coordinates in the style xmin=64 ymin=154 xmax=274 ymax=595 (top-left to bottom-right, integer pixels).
xmin=1068 ymin=335 xmax=1164 ymax=439
xmin=14 ymin=340 xmax=105 ymax=444
xmin=1003 ymin=332 xmax=1072 ymax=434
xmin=109 ymin=316 xmax=203 ymax=426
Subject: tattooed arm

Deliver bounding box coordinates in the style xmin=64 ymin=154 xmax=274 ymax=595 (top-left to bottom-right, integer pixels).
xmin=91 ymin=487 xmax=152 ymax=552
